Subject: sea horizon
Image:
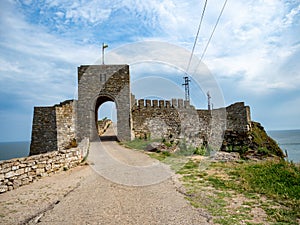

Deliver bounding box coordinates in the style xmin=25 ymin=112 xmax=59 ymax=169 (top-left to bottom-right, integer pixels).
xmin=0 ymin=141 xmax=30 ymax=161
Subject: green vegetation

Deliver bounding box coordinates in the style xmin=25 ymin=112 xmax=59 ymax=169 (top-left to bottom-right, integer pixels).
xmin=250 ymin=122 xmax=285 ymax=158
xmin=122 ymin=137 xmax=299 ymax=224
xmin=231 ymin=160 xmax=300 ymax=200
xmin=122 ymin=138 xmax=161 ymax=150
xmin=177 ymin=159 xmax=300 ymax=225
xmin=98 ymin=117 xmax=108 ymax=122
xmin=149 ymin=151 xmax=172 ymax=161
xmin=122 ymin=138 xmax=212 ymax=159
xmin=224 ymin=122 xmax=285 ymax=159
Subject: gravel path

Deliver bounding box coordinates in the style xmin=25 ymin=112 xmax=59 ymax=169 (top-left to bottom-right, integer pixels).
xmin=0 ymin=127 xmax=210 ymax=225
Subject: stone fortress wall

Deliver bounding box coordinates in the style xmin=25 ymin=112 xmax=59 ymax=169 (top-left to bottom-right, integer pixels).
xmin=0 ymin=64 xmax=253 ymax=194
xmin=29 ymin=95 xmax=251 ymax=158
xmin=0 ymin=100 xmax=86 ymax=194
xmin=28 ymin=64 xmax=251 ymax=156
xmin=0 ymin=138 xmax=89 ymax=193
xmin=30 ymin=100 xmax=76 ymax=156
xmin=29 ymin=96 xmax=251 ymax=158
xmin=132 ymin=98 xmax=251 ymax=147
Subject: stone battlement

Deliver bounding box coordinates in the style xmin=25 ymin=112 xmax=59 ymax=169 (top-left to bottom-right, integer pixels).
xmin=133 ymin=98 xmax=193 ymax=109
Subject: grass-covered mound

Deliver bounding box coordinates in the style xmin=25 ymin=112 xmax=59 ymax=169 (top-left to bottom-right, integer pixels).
xmin=222 ymin=121 xmax=285 ymax=159
xmin=177 ymin=159 xmax=300 ymax=224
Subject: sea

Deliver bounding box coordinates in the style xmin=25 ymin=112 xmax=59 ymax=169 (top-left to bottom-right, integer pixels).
xmin=268 ymin=130 xmax=300 ymax=163
xmin=0 ymin=141 xmax=30 ymax=161
xmin=0 ymin=130 xmax=299 ymax=162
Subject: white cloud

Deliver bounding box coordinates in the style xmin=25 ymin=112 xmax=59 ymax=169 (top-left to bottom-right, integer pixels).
xmin=283 ymin=4 xmax=300 ymax=26
xmin=64 ymin=3 xmax=111 ymax=25
xmin=0 ymin=0 xmax=103 ymax=108
xmin=0 ymin=0 xmax=300 ymax=134
xmin=0 ymin=59 xmax=22 ymax=74
xmin=201 ymin=0 xmax=300 ymax=94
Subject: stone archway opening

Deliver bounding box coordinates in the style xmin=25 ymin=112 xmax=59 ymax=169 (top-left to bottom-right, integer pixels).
xmin=97 ymin=101 xmax=117 ymax=124
xmin=95 ymin=95 xmax=118 ymax=141
xmin=77 ymin=65 xmax=132 ymax=142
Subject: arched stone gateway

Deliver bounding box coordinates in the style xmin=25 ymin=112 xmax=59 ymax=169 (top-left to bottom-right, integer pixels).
xmin=29 ymin=63 xmax=254 ymax=157
xmin=77 ymin=65 xmax=132 ymax=142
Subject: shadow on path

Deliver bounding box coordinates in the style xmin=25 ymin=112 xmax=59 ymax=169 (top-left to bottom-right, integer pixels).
xmin=100 ymin=135 xmax=118 ymax=142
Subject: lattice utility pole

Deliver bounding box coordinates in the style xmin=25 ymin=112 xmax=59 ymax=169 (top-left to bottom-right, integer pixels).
xmin=207 ymin=91 xmax=211 ymax=110
xmin=182 ymin=76 xmax=191 ymax=101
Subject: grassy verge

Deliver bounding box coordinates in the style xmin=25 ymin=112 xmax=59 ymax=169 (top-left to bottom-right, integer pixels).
xmin=122 ymin=139 xmax=300 ymax=224
xmin=121 ymin=138 xmax=162 ymax=151
xmin=177 ymin=159 xmax=300 ymax=225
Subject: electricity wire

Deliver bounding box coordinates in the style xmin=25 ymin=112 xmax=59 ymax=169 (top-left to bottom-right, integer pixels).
xmin=186 ymin=0 xmax=208 ymax=73
xmin=184 ymin=0 xmax=208 ymax=101
xmin=200 ymin=0 xmax=228 ymax=61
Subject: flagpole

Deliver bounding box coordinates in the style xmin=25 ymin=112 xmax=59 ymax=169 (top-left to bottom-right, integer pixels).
xmin=102 ymin=43 xmax=104 ymax=65
xmin=102 ymin=43 xmax=108 ymax=65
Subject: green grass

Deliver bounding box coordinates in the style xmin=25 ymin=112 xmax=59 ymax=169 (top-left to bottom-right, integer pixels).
xmin=176 ymin=159 xmax=300 ymax=225
xmin=122 ymin=138 xmax=162 ymax=150
xmin=147 ymin=151 xmax=171 ymax=161
xmin=234 ymin=160 xmax=300 ymax=200
xmin=123 ymin=138 xmax=299 ymax=224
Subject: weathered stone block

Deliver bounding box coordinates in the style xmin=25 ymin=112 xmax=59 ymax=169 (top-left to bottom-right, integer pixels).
xmin=40 ymin=173 xmax=48 ymax=177
xmin=45 ymin=164 xmax=52 ymax=171
xmin=21 ymin=178 xmax=30 ymax=185
xmin=4 ymin=171 xmax=15 ymax=179
xmin=19 ymin=163 xmax=26 ymax=168
xmin=26 ymin=161 xmax=35 ymax=167
xmin=18 ymin=174 xmax=27 ymax=180
xmin=38 ymin=163 xmax=46 ymax=169
xmin=28 ymin=171 xmax=36 ymax=177
xmin=13 ymin=179 xmax=22 ymax=188
xmin=24 ymin=167 xmax=31 ymax=173
xmin=36 ymin=168 xmax=45 ymax=175
xmin=31 ymin=165 xmax=37 ymax=169
xmin=0 ymin=185 xmax=8 ymax=193
xmin=15 ymin=168 xmax=25 ymax=176
xmin=1 ymin=162 xmax=13 ymax=169
xmin=11 ymin=165 xmax=19 ymax=171
xmin=1 ymin=167 xmax=11 ymax=174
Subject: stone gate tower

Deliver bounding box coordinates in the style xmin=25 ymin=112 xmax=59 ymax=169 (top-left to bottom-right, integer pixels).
xmin=77 ymin=65 xmax=132 ymax=142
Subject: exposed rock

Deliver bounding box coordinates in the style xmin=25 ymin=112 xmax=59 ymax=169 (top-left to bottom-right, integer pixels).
xmin=211 ymin=151 xmax=240 ymax=162
xmin=221 ymin=121 xmax=285 ymax=159
xmin=97 ymin=119 xmax=112 ymax=136
xmin=145 ymin=142 xmax=163 ymax=152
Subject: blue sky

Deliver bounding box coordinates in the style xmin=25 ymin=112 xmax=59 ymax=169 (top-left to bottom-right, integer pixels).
xmin=0 ymin=0 xmax=300 ymax=142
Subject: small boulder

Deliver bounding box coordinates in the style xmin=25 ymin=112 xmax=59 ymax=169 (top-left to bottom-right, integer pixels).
xmin=145 ymin=142 xmax=162 ymax=152
xmin=211 ymin=151 xmax=240 ymax=162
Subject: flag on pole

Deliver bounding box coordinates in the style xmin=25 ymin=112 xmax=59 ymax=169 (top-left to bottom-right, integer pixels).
xmin=102 ymin=43 xmax=108 ymax=64
xmin=103 ymin=43 xmax=108 ymax=49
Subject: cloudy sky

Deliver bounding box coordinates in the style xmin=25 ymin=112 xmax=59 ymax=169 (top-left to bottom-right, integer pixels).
xmin=0 ymin=0 xmax=299 ymax=142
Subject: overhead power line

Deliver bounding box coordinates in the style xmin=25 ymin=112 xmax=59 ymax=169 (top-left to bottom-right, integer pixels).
xmin=184 ymin=0 xmax=208 ymax=103
xmin=200 ymin=0 xmax=228 ymax=61
xmin=186 ymin=0 xmax=208 ymax=73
